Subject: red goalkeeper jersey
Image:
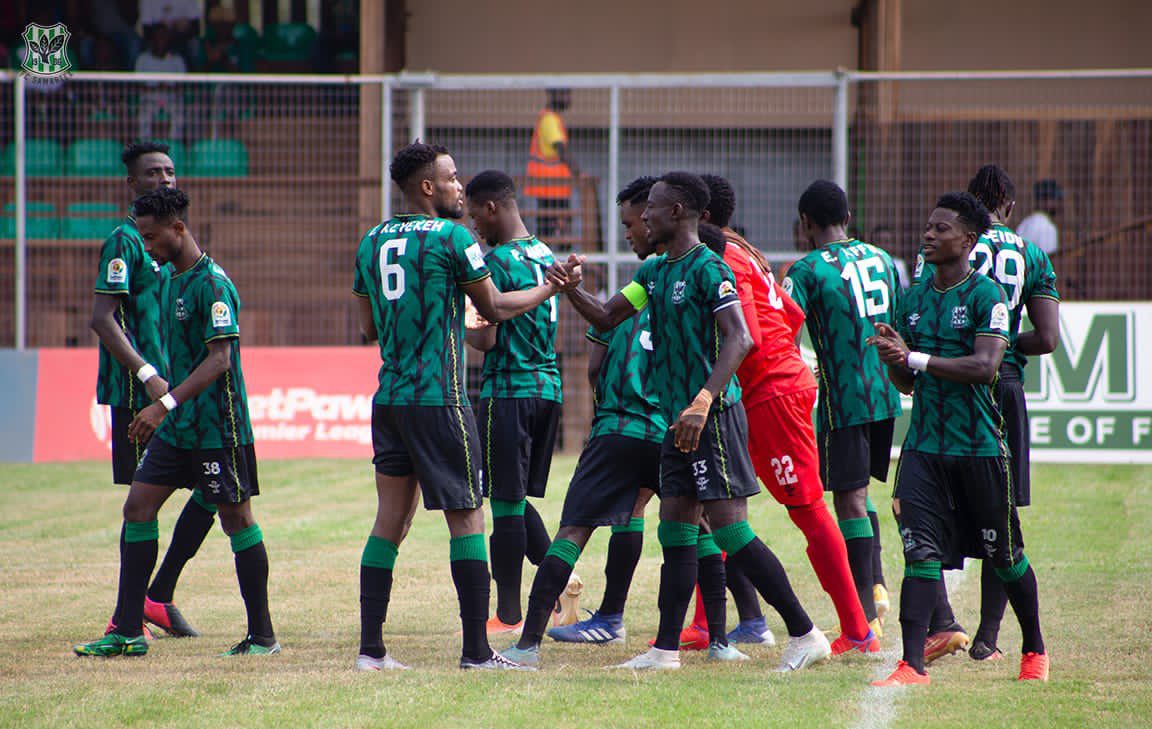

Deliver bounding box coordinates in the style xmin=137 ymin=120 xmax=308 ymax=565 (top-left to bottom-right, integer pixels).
xmin=722 ymin=231 xmax=815 ymax=408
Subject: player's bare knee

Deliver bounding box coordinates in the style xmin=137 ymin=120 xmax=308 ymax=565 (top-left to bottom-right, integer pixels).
xmin=703 ymin=497 xmax=748 ymax=529
xmin=216 ymin=501 xmax=254 ymax=535
xmin=833 ymin=488 xmax=869 ymax=519
xmin=659 ymin=495 xmax=701 ymax=525
xmin=631 ymin=488 xmax=655 ymax=517
xmin=555 ymin=525 xmax=592 ymax=549
xmin=444 ymin=507 xmax=485 ymax=538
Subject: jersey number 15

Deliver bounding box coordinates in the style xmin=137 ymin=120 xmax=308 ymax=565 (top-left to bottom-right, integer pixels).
xmin=840 ymin=258 xmax=890 ymax=318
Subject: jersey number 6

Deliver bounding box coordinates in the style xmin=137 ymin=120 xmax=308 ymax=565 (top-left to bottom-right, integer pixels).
xmin=379 ymin=238 xmax=408 ymax=301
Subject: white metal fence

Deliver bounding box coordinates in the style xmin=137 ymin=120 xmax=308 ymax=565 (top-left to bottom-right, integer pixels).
xmin=3 ymin=68 xmax=1151 ymax=353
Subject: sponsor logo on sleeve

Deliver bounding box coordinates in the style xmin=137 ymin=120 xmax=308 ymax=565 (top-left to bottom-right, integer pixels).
xmin=211 ymin=301 xmax=233 ymax=328
xmin=107 ymin=258 xmax=127 ymax=284
xmin=990 ymin=302 xmax=1010 ymax=332
xmin=465 ymin=243 xmax=485 ymax=271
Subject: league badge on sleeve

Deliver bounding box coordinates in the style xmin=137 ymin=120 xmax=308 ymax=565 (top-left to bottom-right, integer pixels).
xmin=718 ymin=280 xmax=736 ymax=298
xmin=990 ymin=302 xmax=1010 ymax=332
xmin=465 ymin=243 xmax=486 ymax=271
xmin=211 ymin=301 xmax=233 ymax=328
xmin=107 ymin=258 xmax=127 ymax=284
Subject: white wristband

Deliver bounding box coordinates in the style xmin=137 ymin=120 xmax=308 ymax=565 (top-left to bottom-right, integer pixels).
xmin=159 ymin=393 xmax=178 ymax=411
xmin=906 ymin=351 xmax=931 ymax=372
xmin=136 ymin=363 xmax=159 ymax=383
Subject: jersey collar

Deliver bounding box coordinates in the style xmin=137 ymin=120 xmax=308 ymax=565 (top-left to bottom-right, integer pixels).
xmin=666 ymin=242 xmax=705 ymax=263
xmin=931 ymin=267 xmax=975 ymax=293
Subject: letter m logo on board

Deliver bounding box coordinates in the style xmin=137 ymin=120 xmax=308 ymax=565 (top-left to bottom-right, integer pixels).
xmin=1024 ymin=310 xmax=1135 ymax=403
xmin=21 ymin=24 xmax=72 ymax=78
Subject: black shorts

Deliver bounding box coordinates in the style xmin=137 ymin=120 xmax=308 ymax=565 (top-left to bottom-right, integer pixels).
xmin=996 ymin=373 xmax=1031 ymax=507
xmin=111 ymin=406 xmax=148 ymax=485
xmin=560 ymin=434 xmax=661 ymax=527
xmin=477 ymin=397 xmax=561 ymax=502
xmin=660 ymin=402 xmax=760 ymax=502
xmin=893 ymin=450 xmax=1024 ymax=571
xmin=134 ymin=435 xmax=259 ymax=504
xmin=819 ymin=418 xmax=895 ymax=491
xmin=372 ymin=404 xmax=484 ymax=511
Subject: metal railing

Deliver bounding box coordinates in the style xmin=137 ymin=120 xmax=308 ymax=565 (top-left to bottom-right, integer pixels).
xmin=3 ymin=67 xmax=1151 ymax=351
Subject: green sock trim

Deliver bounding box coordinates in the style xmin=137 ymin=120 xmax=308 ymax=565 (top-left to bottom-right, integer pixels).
xmin=362 ymin=535 xmax=399 ymax=569
xmin=450 ymin=533 xmax=487 ymax=562
xmin=904 ymin=560 xmax=942 ymax=580
xmin=546 ymin=538 xmax=583 ymax=568
xmin=190 ymin=488 xmax=219 ymax=514
xmin=839 ymin=517 xmax=874 ymax=541
xmin=611 ymin=517 xmax=645 ymax=534
xmin=696 ymin=532 xmax=722 ymax=559
xmin=995 ymin=554 xmax=1030 ymax=583
xmin=657 ymin=521 xmax=699 ymax=548
xmin=124 ymin=520 xmax=159 ymax=544
xmin=490 ymin=498 xmax=526 ymax=518
xmin=229 ymin=524 xmax=263 ymax=553
xmin=713 ymin=521 xmax=757 ymax=554
xmin=865 ymin=494 xmax=877 ymax=514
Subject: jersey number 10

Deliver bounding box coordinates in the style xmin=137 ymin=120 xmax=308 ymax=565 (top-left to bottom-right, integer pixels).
xmin=840 ymin=258 xmax=890 ymax=318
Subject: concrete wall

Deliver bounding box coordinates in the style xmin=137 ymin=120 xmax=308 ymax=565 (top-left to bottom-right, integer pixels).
xmin=407 ymin=0 xmax=1152 ymax=73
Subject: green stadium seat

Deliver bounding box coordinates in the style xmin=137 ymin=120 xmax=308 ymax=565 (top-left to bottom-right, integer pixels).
xmin=1 ymin=139 xmax=65 ymax=177
xmin=0 ymin=201 xmax=59 ymax=239
xmin=260 ymin=23 xmax=317 ymax=62
xmin=61 ymin=202 xmax=122 ymax=240
xmin=66 ymin=138 xmax=123 ymax=177
xmin=188 ymin=138 xmax=249 ymax=177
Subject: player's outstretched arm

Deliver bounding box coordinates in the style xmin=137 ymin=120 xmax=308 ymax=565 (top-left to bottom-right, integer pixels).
xmin=671 ymin=304 xmax=752 ymax=453
xmin=127 ymin=338 xmax=234 ymax=443
xmin=566 ymin=286 xmax=637 ymax=333
xmin=463 ymin=276 xmax=557 ymax=323
xmin=1016 ymin=296 xmax=1060 ymax=356
xmin=870 ymin=321 xmax=1006 ymax=386
xmin=90 ymin=293 xmax=169 ymax=400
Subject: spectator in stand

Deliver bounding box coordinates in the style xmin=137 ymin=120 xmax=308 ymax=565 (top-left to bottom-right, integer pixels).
xmin=202 ymin=6 xmax=255 ymax=73
xmin=136 ymin=23 xmax=187 ymax=142
xmin=84 ymin=0 xmax=141 ymax=70
xmin=313 ymin=0 xmax=359 ymax=73
xmin=140 ymin=0 xmax=202 ymax=68
xmin=1016 ymin=180 xmax=1063 ymax=256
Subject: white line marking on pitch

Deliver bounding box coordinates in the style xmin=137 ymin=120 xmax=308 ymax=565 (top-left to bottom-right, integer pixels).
xmin=848 ymin=567 xmax=969 ymax=729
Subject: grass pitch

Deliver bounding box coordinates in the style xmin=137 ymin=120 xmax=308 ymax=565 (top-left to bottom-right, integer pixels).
xmin=0 ymin=459 xmax=1148 ymax=728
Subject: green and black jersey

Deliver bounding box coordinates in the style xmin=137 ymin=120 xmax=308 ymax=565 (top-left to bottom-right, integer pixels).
xmin=155 ymin=255 xmax=253 ymax=450
xmin=353 ymin=213 xmax=491 ymax=406
xmin=94 ymin=215 xmax=170 ymax=410
xmin=621 ymin=244 xmax=742 ymax=423
xmin=913 ymin=223 xmax=1059 ymax=379
xmin=587 ymin=308 xmax=667 ymax=443
xmin=783 ymin=238 xmax=902 ymax=432
xmin=480 ymin=236 xmax=561 ymax=402
xmin=895 ymin=269 xmax=1010 ymax=457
